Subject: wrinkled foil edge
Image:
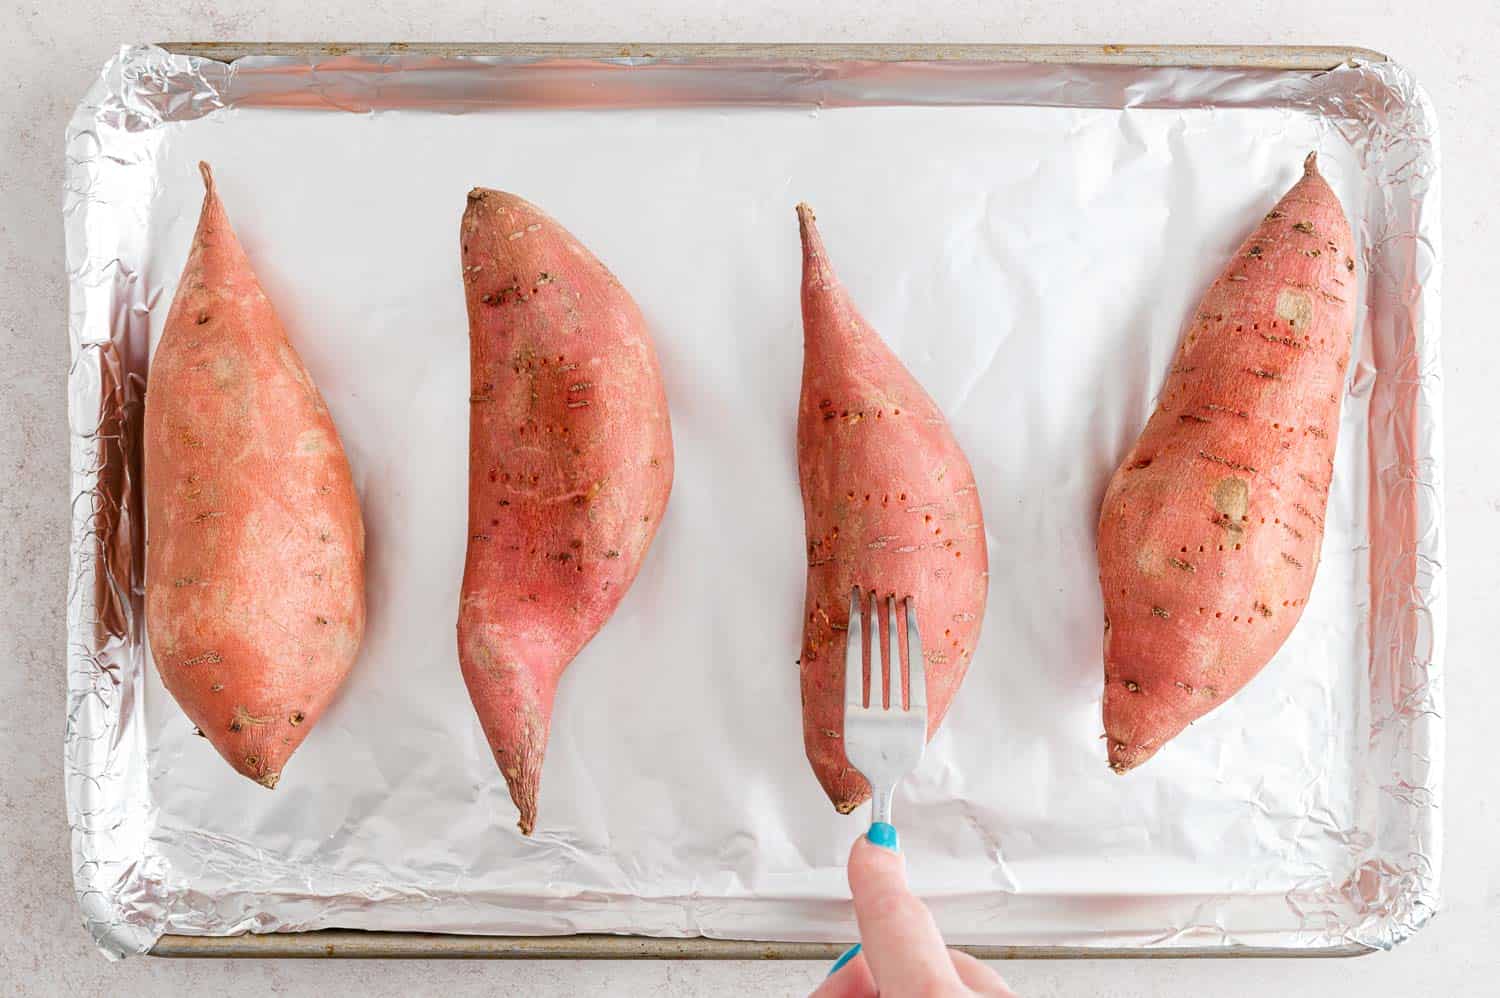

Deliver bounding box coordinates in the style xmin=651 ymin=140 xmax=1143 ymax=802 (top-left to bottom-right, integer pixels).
xmin=65 ymin=45 xmax=192 ymax=961
xmin=1293 ymin=59 xmax=1444 ymax=951
xmin=63 ymin=45 xmax=1443 ymax=958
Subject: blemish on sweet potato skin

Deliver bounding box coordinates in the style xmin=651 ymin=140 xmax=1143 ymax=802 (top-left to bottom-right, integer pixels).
xmin=458 ymin=189 xmax=673 ymax=835
xmin=143 ymin=162 xmax=366 ymax=790
xmin=1097 ymin=153 xmax=1356 ymax=775
xmin=794 ymin=204 xmax=989 ymax=813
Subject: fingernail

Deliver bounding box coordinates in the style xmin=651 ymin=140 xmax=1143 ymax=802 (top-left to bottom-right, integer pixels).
xmin=866 ymin=821 xmax=899 ymax=851
xmin=828 ymin=942 xmax=861 ymax=977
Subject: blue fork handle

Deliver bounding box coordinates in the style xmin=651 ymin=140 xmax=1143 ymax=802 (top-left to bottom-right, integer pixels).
xmin=827 ymin=822 xmax=900 ymax=977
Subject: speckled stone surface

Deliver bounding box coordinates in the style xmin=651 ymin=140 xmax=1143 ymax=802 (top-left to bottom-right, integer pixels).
xmin=2 ymin=2 xmax=1496 ymax=994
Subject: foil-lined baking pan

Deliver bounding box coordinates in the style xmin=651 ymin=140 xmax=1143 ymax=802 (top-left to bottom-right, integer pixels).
xmin=64 ymin=43 xmax=1441 ymax=959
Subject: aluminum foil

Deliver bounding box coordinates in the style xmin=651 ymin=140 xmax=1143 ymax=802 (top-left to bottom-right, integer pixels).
xmin=64 ymin=45 xmax=1443 ymax=959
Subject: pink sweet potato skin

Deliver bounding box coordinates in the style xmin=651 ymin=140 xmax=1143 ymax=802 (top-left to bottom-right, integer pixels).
xmin=459 ymin=189 xmax=673 ymax=835
xmin=144 ymin=163 xmax=366 ymax=789
xmin=1098 ymin=154 xmax=1357 ymax=774
xmin=796 ymin=204 xmax=990 ymax=813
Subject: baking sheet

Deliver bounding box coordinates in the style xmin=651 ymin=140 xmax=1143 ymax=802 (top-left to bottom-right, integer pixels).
xmin=64 ymin=46 xmax=1443 ymax=959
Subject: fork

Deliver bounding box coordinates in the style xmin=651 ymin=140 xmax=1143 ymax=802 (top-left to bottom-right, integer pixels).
xmin=828 ymin=585 xmax=927 ymax=978
xmin=845 ymin=585 xmax=927 ymax=832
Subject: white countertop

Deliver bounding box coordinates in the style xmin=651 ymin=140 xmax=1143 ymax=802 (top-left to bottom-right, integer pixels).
xmin=2 ymin=1 xmax=1494 ymax=994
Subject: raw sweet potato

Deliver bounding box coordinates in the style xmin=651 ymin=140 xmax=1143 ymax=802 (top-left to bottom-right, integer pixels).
xmin=795 ymin=204 xmax=990 ymax=813
xmin=458 ymin=189 xmax=673 ymax=835
xmin=1097 ymin=153 xmax=1357 ymax=773
xmin=144 ymin=163 xmax=366 ymax=788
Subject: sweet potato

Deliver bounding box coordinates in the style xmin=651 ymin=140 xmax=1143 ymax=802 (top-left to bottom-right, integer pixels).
xmin=459 ymin=189 xmax=673 ymax=835
xmin=1097 ymin=153 xmax=1357 ymax=773
xmin=795 ymin=204 xmax=990 ymax=813
xmin=144 ymin=163 xmax=366 ymax=788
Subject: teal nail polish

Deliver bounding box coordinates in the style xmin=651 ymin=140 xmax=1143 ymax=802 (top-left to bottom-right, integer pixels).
xmin=828 ymin=942 xmax=861 ymax=976
xmin=867 ymin=821 xmax=899 ymax=850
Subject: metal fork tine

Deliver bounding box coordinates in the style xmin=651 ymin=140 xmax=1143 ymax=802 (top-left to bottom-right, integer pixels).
xmin=845 ymin=586 xmax=865 ymax=709
xmin=905 ymin=597 xmax=926 ymax=714
xmin=841 ymin=587 xmax=928 ymax=835
xmin=881 ymin=593 xmax=898 ymax=711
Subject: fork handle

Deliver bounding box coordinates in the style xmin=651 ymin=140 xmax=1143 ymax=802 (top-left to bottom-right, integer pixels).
xmin=870 ymin=781 xmax=896 ymax=828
